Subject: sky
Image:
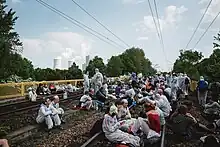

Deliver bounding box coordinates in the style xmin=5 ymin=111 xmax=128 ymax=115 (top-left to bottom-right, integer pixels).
xmin=7 ymin=0 xmax=220 ymax=71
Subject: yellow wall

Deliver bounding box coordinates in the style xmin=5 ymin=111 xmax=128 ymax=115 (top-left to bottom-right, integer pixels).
xmin=0 ymin=79 xmax=83 ymax=99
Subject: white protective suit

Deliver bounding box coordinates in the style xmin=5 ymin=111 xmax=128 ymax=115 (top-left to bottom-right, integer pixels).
xmin=80 ymin=94 xmax=92 ymax=109
xmin=177 ymin=73 xmax=185 ymax=92
xmin=146 ymin=94 xmax=171 ymax=117
xmin=171 ymin=77 xmax=179 ymax=101
xmin=102 ymin=114 xmax=140 ymax=146
xmin=183 ymin=74 xmax=190 ymax=96
xmin=36 ymin=104 xmax=61 ymax=129
xmin=51 ymin=101 xmax=64 ymax=115
xmin=28 ymin=87 xmax=37 ymax=102
xmin=83 ymin=74 xmax=90 ymax=92
xmin=93 ymin=69 xmax=103 ymax=93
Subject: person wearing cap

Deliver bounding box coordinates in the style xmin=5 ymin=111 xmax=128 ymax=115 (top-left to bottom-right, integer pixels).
xmin=27 ymin=87 xmax=37 ymax=102
xmin=102 ymin=105 xmax=140 ymax=147
xmin=36 ymin=98 xmax=62 ymax=131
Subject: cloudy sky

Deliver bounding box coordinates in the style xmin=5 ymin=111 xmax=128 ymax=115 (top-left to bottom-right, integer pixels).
xmin=8 ymin=0 xmax=220 ymax=71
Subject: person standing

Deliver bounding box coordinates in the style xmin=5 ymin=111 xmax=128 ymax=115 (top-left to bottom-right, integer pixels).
xmin=197 ymin=76 xmax=208 ymax=107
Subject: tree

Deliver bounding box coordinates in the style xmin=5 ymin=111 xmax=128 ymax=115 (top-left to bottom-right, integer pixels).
xmin=173 ymin=50 xmax=203 ymax=80
xmin=86 ymin=56 xmax=106 ymax=77
xmin=106 ymin=56 xmax=124 ymax=77
xmin=66 ymin=62 xmax=83 ymax=79
xmin=0 ymin=0 xmax=23 ymax=80
xmin=119 ymin=47 xmax=156 ymax=75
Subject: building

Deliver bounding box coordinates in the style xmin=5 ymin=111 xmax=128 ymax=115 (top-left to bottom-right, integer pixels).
xmin=86 ymin=55 xmax=90 ymax=66
xmin=68 ymin=60 xmax=73 ymax=68
xmin=53 ymin=57 xmax=61 ymax=69
xmin=82 ymin=63 xmax=86 ymax=71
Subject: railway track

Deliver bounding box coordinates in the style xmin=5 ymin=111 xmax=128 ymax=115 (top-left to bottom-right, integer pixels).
xmin=81 ymin=126 xmax=165 ymax=147
xmin=0 ymin=91 xmax=83 ymax=117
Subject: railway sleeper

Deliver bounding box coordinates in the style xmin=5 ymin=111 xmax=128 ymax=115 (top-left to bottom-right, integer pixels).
xmin=6 ymin=109 xmax=80 ymax=143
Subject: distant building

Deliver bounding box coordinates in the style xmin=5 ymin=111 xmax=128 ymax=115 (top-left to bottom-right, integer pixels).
xmin=82 ymin=63 xmax=86 ymax=71
xmin=68 ymin=61 xmax=73 ymax=68
xmin=86 ymin=55 xmax=90 ymax=66
xmin=53 ymin=57 xmax=61 ymax=69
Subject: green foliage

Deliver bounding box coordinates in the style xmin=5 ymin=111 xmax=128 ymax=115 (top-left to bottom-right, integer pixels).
xmin=106 ymin=56 xmax=124 ymax=77
xmin=86 ymin=56 xmax=106 ymax=77
xmin=0 ymin=0 xmax=23 ymax=79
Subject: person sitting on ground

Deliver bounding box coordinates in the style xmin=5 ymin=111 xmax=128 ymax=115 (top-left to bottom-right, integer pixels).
xmin=124 ymin=86 xmax=136 ymax=107
xmin=36 ymin=98 xmax=62 ymax=131
xmin=102 ymin=105 xmax=141 ymax=147
xmin=200 ymin=134 xmax=220 ymax=147
xmin=148 ymin=89 xmax=171 ymax=118
xmin=164 ymin=85 xmax=172 ymax=102
xmin=118 ymin=99 xmax=132 ymax=120
xmin=43 ymin=84 xmax=51 ymax=95
xmin=27 ymin=87 xmax=37 ymax=102
xmin=66 ymin=82 xmax=74 ymax=93
xmin=203 ymin=98 xmax=220 ymax=116
xmin=96 ymin=86 xmax=107 ymax=103
xmin=36 ymin=83 xmax=44 ymax=95
xmin=79 ymin=91 xmax=93 ymax=110
xmin=0 ymin=139 xmax=9 ymax=147
xmin=52 ymin=95 xmax=65 ymax=123
xmin=170 ymin=105 xmax=197 ymax=139
xmin=115 ymin=82 xmax=122 ymax=98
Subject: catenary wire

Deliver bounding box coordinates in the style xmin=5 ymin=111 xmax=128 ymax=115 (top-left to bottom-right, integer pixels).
xmin=192 ymin=11 xmax=220 ymax=49
xmin=36 ymin=0 xmax=126 ymax=49
xmin=185 ymin=0 xmax=213 ymax=49
xmin=70 ymin=0 xmax=130 ymax=48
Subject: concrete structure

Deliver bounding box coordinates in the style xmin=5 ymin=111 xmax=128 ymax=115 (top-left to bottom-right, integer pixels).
xmin=86 ymin=55 xmax=90 ymax=66
xmin=68 ymin=60 xmax=73 ymax=68
xmin=53 ymin=57 xmax=61 ymax=69
xmin=82 ymin=63 xmax=86 ymax=71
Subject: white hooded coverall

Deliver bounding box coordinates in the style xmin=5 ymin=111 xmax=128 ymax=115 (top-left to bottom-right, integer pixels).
xmin=36 ymin=104 xmax=61 ymax=129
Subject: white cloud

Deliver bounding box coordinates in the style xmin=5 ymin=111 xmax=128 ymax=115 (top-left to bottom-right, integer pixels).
xmin=11 ymin=0 xmax=21 ymax=3
xmin=22 ymin=32 xmax=92 ymax=69
xmin=137 ymin=36 xmax=149 ymax=41
xmin=134 ymin=5 xmax=188 ymax=33
xmin=199 ymin=0 xmax=220 ymax=22
xmin=122 ymin=0 xmax=146 ymax=4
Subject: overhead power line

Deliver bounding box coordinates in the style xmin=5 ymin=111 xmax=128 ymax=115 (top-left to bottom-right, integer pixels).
xmin=153 ymin=0 xmax=167 ymax=61
xmin=35 ymin=0 xmax=126 ymax=49
xmin=70 ymin=0 xmax=130 ymax=48
xmin=192 ymin=11 xmax=220 ymax=49
xmin=147 ymin=0 xmax=168 ymax=68
xmin=185 ymin=0 xmax=213 ymax=49
xmin=147 ymin=0 xmax=161 ymax=41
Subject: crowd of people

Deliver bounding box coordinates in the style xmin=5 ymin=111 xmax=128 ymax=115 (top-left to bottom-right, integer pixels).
xmin=2 ymin=69 xmax=220 ymax=147
xmin=88 ymin=71 xmax=220 ymax=147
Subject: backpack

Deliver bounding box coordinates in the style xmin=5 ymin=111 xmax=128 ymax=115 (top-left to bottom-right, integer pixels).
xmin=185 ymin=77 xmax=190 ymax=85
xmin=198 ymin=80 xmax=208 ymax=92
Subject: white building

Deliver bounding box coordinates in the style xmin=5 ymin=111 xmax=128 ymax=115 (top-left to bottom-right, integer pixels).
xmin=86 ymin=55 xmax=90 ymax=66
xmin=53 ymin=57 xmax=61 ymax=69
xmin=68 ymin=60 xmax=73 ymax=68
xmin=82 ymin=63 xmax=86 ymax=71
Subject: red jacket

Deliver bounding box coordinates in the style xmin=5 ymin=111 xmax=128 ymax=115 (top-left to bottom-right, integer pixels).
xmin=146 ymin=110 xmax=161 ymax=133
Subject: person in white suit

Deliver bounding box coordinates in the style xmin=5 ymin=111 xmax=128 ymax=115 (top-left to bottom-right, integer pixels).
xmin=36 ymin=98 xmax=62 ymax=131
